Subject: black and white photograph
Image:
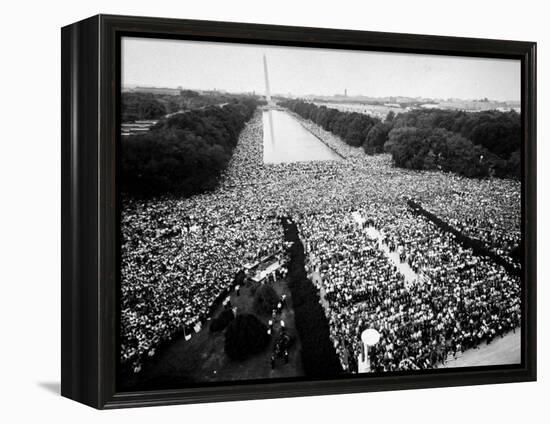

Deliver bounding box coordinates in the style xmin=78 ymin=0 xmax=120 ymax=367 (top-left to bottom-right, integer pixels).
xmin=1 ymin=0 xmax=546 ymax=420
xmin=118 ymin=36 xmax=524 ymax=391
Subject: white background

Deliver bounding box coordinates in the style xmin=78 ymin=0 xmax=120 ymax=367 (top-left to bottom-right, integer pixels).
xmin=0 ymin=0 xmax=546 ymax=422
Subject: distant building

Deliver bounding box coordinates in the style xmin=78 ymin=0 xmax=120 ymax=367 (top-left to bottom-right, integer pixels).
xmin=129 ymin=86 xmax=181 ymax=96
xmin=121 ymin=120 xmax=158 ymax=136
xmin=420 ymin=103 xmax=440 ymax=109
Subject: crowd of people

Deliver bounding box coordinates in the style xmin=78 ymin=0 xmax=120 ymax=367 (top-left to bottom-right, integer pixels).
xmin=121 ymin=116 xmax=287 ymax=371
xmin=422 ymin=184 xmax=521 ymax=262
xmin=121 ymin=106 xmax=522 ymax=375
xmin=299 ymin=206 xmax=520 ymax=372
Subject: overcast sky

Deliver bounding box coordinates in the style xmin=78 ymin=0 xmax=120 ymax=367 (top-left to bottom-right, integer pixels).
xmin=122 ymin=37 xmax=520 ymax=101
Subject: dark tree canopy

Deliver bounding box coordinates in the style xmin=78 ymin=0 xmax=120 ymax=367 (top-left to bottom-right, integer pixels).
xmin=121 ymin=99 xmax=259 ymax=197
xmin=390 ymin=108 xmax=520 ymax=160
xmin=386 ymin=127 xmax=431 ymax=170
xmin=363 ymin=122 xmax=391 ymax=155
xmin=279 ymin=99 xmax=520 ymax=179
xmin=122 ymin=93 xmax=167 ymax=122
xmin=385 ymin=110 xmax=396 ymax=122
xmin=280 ymin=100 xmax=379 ymax=149
xmin=121 ymin=90 xmax=260 ymax=123
xmin=384 ymin=126 xmax=513 ymax=178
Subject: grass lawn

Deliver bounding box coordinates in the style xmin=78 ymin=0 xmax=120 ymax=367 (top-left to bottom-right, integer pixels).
xmin=123 ymin=278 xmax=305 ymax=390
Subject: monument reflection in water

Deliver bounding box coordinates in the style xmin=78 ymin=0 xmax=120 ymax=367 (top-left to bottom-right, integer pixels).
xmin=261 ymin=54 xmax=341 ymax=164
xmin=262 ymin=109 xmax=341 ymax=164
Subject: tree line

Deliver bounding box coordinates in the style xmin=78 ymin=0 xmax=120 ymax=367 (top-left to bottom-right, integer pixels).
xmin=279 ymin=99 xmax=380 ymax=149
xmin=280 ymin=100 xmax=520 ymax=179
xmin=122 ymin=90 xmax=251 ymax=122
xmin=387 ymin=108 xmax=521 ymax=178
xmin=121 ymin=98 xmax=260 ymax=197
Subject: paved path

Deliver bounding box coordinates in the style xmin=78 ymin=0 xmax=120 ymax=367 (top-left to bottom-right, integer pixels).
xmin=364 ymin=225 xmax=419 ymax=285
xmin=440 ymin=330 xmax=521 ymax=368
xmin=311 ymin=270 xmax=330 ymax=312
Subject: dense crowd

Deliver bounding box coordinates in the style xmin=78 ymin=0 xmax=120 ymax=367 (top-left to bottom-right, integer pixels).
xmin=121 ymin=107 xmax=521 ymax=374
xmin=121 ymin=115 xmax=286 ymax=370
xmin=299 ymin=206 xmax=520 ymax=372
xmin=422 ymin=184 xmax=521 ymax=262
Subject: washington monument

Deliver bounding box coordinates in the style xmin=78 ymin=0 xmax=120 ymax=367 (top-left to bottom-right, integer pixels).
xmin=263 ymin=54 xmax=272 ymax=105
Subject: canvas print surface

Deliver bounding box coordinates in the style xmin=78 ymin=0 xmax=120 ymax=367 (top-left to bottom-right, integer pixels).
xmin=118 ymin=37 xmax=522 ymax=390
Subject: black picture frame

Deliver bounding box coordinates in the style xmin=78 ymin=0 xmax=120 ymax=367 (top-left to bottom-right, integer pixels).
xmin=61 ymin=14 xmax=537 ymax=409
